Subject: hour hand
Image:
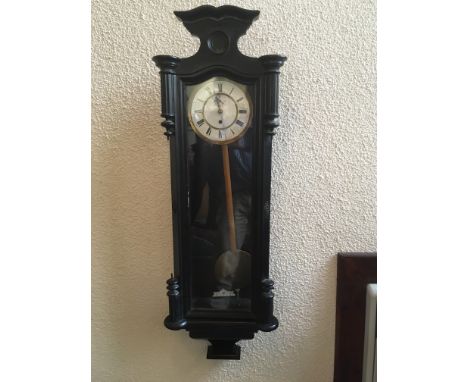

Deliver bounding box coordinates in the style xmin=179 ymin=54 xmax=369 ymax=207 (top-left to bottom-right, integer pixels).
xmin=214 ymin=95 xmax=224 ymax=113
xmin=214 ymin=95 xmax=224 ymax=106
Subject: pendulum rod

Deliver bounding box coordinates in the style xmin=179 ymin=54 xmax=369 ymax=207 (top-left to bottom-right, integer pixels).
xmin=221 ymin=144 xmax=237 ymax=256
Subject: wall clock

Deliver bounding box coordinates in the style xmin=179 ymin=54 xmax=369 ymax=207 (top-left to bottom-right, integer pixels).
xmin=153 ymin=5 xmax=286 ymax=359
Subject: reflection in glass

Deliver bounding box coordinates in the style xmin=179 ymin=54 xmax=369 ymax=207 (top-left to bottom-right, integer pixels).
xmin=187 ymin=109 xmax=253 ymax=312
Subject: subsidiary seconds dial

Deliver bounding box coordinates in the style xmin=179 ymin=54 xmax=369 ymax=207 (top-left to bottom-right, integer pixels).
xmin=188 ymin=78 xmax=251 ymax=144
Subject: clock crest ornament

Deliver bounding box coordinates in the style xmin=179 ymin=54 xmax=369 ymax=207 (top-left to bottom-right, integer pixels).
xmin=153 ymin=5 xmax=286 ymax=359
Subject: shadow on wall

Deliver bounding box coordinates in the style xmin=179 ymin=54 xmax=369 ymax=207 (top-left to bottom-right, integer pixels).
xmin=273 ymin=255 xmax=338 ymax=379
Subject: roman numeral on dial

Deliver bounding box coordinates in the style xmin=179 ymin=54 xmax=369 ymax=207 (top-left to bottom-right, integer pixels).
xmin=218 ymin=130 xmax=223 ymax=139
xmin=206 ymin=127 xmax=212 ymax=135
xmin=239 ymin=110 xmax=247 ymax=114
xmin=218 ymin=83 xmax=222 ymax=93
xmin=197 ymin=119 xmax=205 ymax=127
xmin=235 ymin=120 xmax=244 ymax=127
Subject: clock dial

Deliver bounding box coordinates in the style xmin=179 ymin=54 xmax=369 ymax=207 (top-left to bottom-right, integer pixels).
xmin=188 ymin=78 xmax=251 ymax=144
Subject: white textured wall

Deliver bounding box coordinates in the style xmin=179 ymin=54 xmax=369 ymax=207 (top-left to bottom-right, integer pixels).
xmin=92 ymin=0 xmax=376 ymax=381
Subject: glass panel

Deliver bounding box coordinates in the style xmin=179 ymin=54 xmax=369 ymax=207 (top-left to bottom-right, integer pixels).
xmin=186 ymin=79 xmax=253 ymax=312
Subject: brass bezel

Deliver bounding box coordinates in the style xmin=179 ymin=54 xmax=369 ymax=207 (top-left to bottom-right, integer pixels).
xmin=187 ymin=77 xmax=253 ymax=145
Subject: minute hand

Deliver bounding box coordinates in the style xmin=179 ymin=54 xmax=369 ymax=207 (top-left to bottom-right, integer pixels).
xmin=214 ymin=95 xmax=224 ymax=113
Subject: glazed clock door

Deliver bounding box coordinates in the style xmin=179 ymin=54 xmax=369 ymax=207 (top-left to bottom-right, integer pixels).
xmin=185 ymin=77 xmax=255 ymax=314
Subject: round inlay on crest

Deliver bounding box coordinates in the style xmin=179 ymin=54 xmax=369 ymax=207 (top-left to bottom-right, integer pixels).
xmin=207 ymin=31 xmax=229 ymax=55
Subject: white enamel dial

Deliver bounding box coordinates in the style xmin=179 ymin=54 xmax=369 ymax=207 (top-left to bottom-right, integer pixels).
xmin=188 ymin=78 xmax=252 ymax=144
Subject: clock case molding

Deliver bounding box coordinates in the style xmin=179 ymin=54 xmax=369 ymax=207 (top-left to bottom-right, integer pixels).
xmin=153 ymin=5 xmax=286 ymax=359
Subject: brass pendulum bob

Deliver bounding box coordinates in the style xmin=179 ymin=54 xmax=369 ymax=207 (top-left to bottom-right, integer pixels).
xmin=214 ymin=144 xmax=251 ymax=291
